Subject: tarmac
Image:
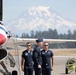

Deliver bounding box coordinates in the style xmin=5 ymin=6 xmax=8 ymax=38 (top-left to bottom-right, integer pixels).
xmin=0 ymin=56 xmax=76 ymax=75
xmin=52 ymin=56 xmax=76 ymax=75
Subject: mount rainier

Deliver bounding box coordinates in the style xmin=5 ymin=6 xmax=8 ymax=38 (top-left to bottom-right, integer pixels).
xmin=6 ymin=6 xmax=76 ymax=36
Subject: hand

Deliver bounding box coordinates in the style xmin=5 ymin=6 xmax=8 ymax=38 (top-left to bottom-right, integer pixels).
xmin=51 ymin=67 xmax=53 ymax=71
xmin=38 ymin=64 xmax=41 ymax=68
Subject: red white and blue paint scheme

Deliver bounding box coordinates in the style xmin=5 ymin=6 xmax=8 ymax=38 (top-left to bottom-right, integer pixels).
xmin=0 ymin=24 xmax=8 ymax=46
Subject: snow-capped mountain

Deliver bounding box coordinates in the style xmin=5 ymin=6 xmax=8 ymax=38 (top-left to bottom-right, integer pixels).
xmin=6 ymin=6 xmax=76 ymax=36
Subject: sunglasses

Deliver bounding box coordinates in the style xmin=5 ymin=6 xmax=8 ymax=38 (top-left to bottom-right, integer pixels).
xmin=44 ymin=45 xmax=48 ymax=46
xmin=27 ymin=45 xmax=31 ymax=46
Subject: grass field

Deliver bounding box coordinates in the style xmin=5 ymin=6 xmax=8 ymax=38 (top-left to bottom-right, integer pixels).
xmin=8 ymin=48 xmax=76 ymax=56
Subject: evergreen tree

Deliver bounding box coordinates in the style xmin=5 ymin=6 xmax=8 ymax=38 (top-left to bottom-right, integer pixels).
xmin=30 ymin=30 xmax=34 ymax=38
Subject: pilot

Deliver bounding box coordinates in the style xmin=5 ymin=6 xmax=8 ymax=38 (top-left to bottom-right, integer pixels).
xmin=41 ymin=42 xmax=54 ymax=75
xmin=21 ymin=42 xmax=33 ymax=75
xmin=33 ymin=38 xmax=43 ymax=75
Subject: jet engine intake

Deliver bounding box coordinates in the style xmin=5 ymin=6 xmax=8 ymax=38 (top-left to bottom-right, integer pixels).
xmin=0 ymin=48 xmax=7 ymax=61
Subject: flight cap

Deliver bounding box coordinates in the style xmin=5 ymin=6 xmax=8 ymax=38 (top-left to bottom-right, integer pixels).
xmin=36 ymin=38 xmax=43 ymax=42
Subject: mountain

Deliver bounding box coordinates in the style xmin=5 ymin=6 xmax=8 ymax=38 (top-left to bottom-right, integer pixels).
xmin=6 ymin=6 xmax=76 ymax=36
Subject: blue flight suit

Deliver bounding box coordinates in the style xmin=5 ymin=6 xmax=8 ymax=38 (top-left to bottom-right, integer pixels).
xmin=41 ymin=50 xmax=54 ymax=75
xmin=33 ymin=45 xmax=42 ymax=75
xmin=22 ymin=50 xmax=33 ymax=75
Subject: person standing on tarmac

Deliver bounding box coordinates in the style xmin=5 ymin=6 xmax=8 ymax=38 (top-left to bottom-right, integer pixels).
xmin=21 ymin=42 xmax=33 ymax=75
xmin=33 ymin=38 xmax=43 ymax=75
xmin=41 ymin=42 xmax=54 ymax=75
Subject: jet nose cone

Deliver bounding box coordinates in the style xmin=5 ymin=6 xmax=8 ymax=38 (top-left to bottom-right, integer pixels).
xmin=0 ymin=34 xmax=6 ymax=45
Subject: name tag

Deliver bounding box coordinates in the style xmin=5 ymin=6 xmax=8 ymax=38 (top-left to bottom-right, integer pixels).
xmin=25 ymin=53 xmax=28 ymax=56
xmin=42 ymin=52 xmax=45 ymax=54
xmin=48 ymin=51 xmax=50 ymax=54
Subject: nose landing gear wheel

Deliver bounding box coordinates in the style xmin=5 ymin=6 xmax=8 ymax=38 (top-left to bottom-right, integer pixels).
xmin=12 ymin=70 xmax=18 ymax=75
xmin=65 ymin=67 xmax=68 ymax=74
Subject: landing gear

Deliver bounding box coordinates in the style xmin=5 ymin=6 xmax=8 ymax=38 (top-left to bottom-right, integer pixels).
xmin=12 ymin=70 xmax=18 ymax=75
xmin=0 ymin=61 xmax=12 ymax=75
xmin=65 ymin=67 xmax=68 ymax=74
xmin=3 ymin=72 xmax=11 ymax=75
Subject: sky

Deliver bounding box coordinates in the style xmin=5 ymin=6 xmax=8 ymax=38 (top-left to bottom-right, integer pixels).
xmin=3 ymin=0 xmax=76 ymax=22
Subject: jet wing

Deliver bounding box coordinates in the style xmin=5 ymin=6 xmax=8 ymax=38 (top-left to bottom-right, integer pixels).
xmin=12 ymin=37 xmax=76 ymax=43
xmin=3 ymin=37 xmax=76 ymax=50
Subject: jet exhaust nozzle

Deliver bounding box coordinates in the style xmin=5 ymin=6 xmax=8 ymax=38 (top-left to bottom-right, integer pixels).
xmin=0 ymin=48 xmax=7 ymax=61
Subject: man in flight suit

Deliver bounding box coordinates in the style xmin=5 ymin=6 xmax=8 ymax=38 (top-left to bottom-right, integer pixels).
xmin=21 ymin=42 xmax=33 ymax=75
xmin=33 ymin=38 xmax=43 ymax=75
xmin=41 ymin=42 xmax=54 ymax=75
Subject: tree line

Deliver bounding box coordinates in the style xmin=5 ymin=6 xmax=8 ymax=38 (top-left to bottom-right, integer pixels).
xmin=20 ymin=29 xmax=76 ymax=48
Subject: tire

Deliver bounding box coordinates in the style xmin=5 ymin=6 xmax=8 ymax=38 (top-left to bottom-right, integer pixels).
xmin=12 ymin=70 xmax=18 ymax=75
xmin=65 ymin=67 xmax=68 ymax=74
xmin=75 ymin=66 xmax=76 ymax=74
